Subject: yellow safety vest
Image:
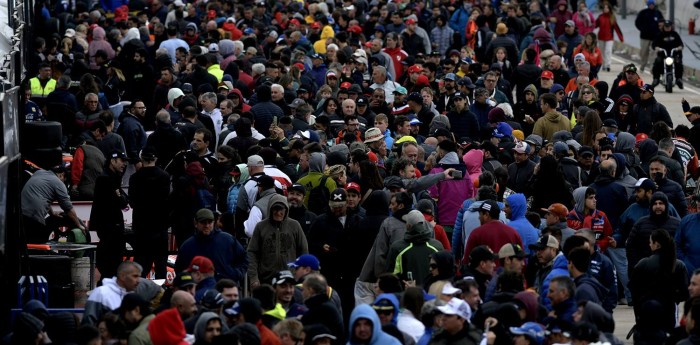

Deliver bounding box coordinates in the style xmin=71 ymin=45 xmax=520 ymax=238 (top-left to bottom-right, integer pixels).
xmin=30 ymin=77 xmax=56 ymax=97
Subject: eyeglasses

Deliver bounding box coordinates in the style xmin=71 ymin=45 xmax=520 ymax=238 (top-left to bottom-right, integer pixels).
xmin=485 ymin=79 xmax=497 ymax=83
xmin=556 ymin=91 xmax=565 ymax=95
xmin=582 ymin=91 xmax=592 ymax=95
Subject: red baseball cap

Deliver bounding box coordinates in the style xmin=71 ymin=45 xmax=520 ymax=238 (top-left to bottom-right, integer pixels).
xmin=208 ymin=9 xmax=217 ymax=19
xmin=293 ymin=62 xmax=305 ymax=71
xmin=416 ymin=75 xmax=430 ymax=86
xmin=541 ymin=70 xmax=554 ymax=79
xmin=289 ymin=19 xmax=301 ymax=26
xmin=405 ymin=18 xmax=417 ymax=24
xmin=408 ymin=65 xmax=423 ymax=74
xmin=348 ymin=25 xmax=363 ymax=34
xmin=340 ymin=81 xmax=352 ymax=89
xmin=346 ymin=182 xmax=361 ymax=194
xmin=186 ymin=256 xmax=214 ymax=274
xmin=311 ymin=22 xmax=321 ymax=29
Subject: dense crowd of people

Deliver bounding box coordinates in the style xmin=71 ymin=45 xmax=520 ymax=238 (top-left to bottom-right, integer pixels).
xmin=11 ymin=0 xmax=700 ymax=343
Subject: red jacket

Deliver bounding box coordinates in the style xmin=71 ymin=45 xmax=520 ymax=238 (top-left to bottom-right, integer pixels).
xmin=566 ymin=209 xmax=613 ymax=252
xmin=462 ymin=221 xmax=523 ymax=267
xmin=595 ymin=14 xmax=623 ymax=42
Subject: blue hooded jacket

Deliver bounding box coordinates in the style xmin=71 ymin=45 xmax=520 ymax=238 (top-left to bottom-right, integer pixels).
xmin=373 ymin=294 xmax=399 ymax=325
xmin=347 ymin=304 xmax=402 ymax=345
xmin=540 ymin=252 xmax=570 ymax=310
xmin=505 ymin=194 xmax=540 ymax=255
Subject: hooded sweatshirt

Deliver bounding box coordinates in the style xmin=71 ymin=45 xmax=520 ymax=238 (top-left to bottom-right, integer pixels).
xmin=610 ymin=153 xmax=637 ymax=198
xmin=505 ymin=194 xmax=540 ymax=255
xmin=463 ymin=149 xmax=484 ymax=183
xmin=533 ymin=108 xmax=571 ymax=142
xmin=567 ymin=187 xmax=613 ymax=251
xmin=227 ymin=164 xmax=250 ymax=214
xmin=347 ymin=304 xmax=402 ymax=345
xmin=297 ymin=152 xmax=337 ymax=208
xmin=247 ymin=194 xmax=309 ymax=285
xmin=428 ymin=151 xmax=474 ymax=226
xmin=88 ymin=26 xmax=115 ymax=69
xmin=81 ymin=277 xmax=128 ymax=326
xmin=386 ymin=220 xmax=444 ymax=285
xmin=194 ymin=312 xmax=220 ymax=344
xmin=627 ymin=192 xmax=681 ymax=273
xmin=149 ymin=308 xmax=188 ymax=345
xmin=574 ymin=273 xmax=608 ymax=307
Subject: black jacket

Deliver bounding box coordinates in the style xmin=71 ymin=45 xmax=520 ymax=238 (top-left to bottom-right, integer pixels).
xmin=146 ymin=123 xmax=188 ymax=169
xmin=447 ymin=107 xmax=480 ymax=140
xmin=128 ymin=165 xmax=170 ymax=237
xmin=90 ymin=168 xmax=128 ymax=240
xmin=656 ymin=177 xmax=688 ymax=218
xmin=308 ymin=211 xmax=362 ymax=288
xmin=301 ymin=294 xmax=344 ymax=343
xmin=627 ymin=193 xmax=682 ymax=276
xmin=287 ymin=206 xmax=317 ymax=237
xmin=573 ymin=273 xmax=607 ymax=307
xmin=633 ymin=97 xmax=672 ymax=135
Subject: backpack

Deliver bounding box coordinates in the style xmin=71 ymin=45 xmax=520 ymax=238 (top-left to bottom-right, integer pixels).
xmin=307 ymin=175 xmax=331 ymax=215
xmin=195 ymin=186 xmax=217 ymax=213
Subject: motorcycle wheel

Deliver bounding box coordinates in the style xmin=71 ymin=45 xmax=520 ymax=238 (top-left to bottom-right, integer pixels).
xmin=666 ymin=74 xmax=674 ymax=93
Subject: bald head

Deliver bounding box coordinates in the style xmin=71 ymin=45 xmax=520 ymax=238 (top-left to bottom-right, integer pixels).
xmin=599 ymin=158 xmax=616 ymax=177
xmin=171 ymin=290 xmax=197 ymax=319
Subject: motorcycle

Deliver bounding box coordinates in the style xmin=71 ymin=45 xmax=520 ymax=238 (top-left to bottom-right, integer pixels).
xmin=658 ymin=47 xmax=680 ymax=93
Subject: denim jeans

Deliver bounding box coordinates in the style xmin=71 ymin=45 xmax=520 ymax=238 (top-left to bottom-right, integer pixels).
xmin=606 ymin=247 xmax=632 ymax=301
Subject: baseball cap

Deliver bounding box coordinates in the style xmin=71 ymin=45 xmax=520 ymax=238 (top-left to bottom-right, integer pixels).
xmin=685 ymin=106 xmax=700 ymax=116
xmin=640 ymin=83 xmax=655 ymax=94
xmin=364 ymin=127 xmax=385 ymax=143
xmin=186 ymin=256 xmax=214 ymax=273
xmin=550 ymin=84 xmax=564 ymax=93
xmin=444 ymin=73 xmax=457 ymax=81
xmin=405 ymin=18 xmax=417 ymax=24
xmin=635 ymin=177 xmax=657 ymax=192
xmin=492 ymin=122 xmax=513 ymax=138
xmin=271 ymin=270 xmax=295 ymax=285
xmin=432 ymin=128 xmax=451 ymax=138
xmin=356 ymin=97 xmax=368 ymax=106
xmin=110 ymin=151 xmax=127 ymax=160
xmin=553 ymin=141 xmax=569 ymax=155
xmin=510 ymin=322 xmax=546 ymax=344
xmin=408 ymin=65 xmax=423 ymax=74
xmin=329 ymin=188 xmax=347 ymax=207
xmin=512 ymin=141 xmax=531 ymax=154
xmin=288 ymin=254 xmax=320 ymax=270
xmin=498 ymin=243 xmax=526 ymax=259
xmin=407 ymin=92 xmax=423 ymax=103
xmin=469 ymin=246 xmax=499 ymax=267
xmin=528 ymin=235 xmax=559 ymax=251
xmin=452 ymin=91 xmax=466 ymax=100
xmin=458 ymin=77 xmax=476 ymax=88
xmin=384 ymin=176 xmax=405 ymax=190
xmin=541 ymin=70 xmax=554 ymax=79
xmin=402 ymin=210 xmax=427 ymax=227
xmin=340 ymin=81 xmax=352 ymax=90
xmin=602 ymin=119 xmax=618 ymax=129
xmin=409 ymin=118 xmax=423 ymax=125
xmin=437 ymin=297 xmax=471 ymax=320
xmin=289 ymin=183 xmax=306 ymax=194
xmin=393 ymin=86 xmax=408 ymax=95
xmin=346 ymin=182 xmax=361 ymax=194
xmin=565 ymin=20 xmax=575 ymax=27
xmin=635 ymin=133 xmax=649 ymax=144
xmin=64 ymin=28 xmax=76 ymax=38
xmin=441 ymin=283 xmax=462 ymax=295
xmin=196 ymin=209 xmax=215 ymax=221
xmin=574 ymin=53 xmax=586 ymax=61
xmin=172 ymin=272 xmax=196 ymax=288
xmin=289 ymin=98 xmax=306 ymax=109
xmin=478 ymin=200 xmax=500 ymax=218
xmin=326 ymin=71 xmax=337 ymax=78
xmin=416 ymin=75 xmax=430 ymax=86
xmin=624 ymin=64 xmax=638 ymax=74
xmin=201 ymin=290 xmax=225 ymax=309
xmin=247 ymin=155 xmax=264 ymax=167
xmin=541 ymin=203 xmax=569 ymax=219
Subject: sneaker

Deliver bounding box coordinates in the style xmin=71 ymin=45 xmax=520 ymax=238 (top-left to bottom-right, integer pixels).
xmin=677 ymin=79 xmax=684 ymax=89
xmin=652 ymin=79 xmax=660 ymax=87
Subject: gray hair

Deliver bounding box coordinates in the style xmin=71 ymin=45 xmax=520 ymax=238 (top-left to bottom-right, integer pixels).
xmin=156 ymin=110 xmax=171 ymax=124
xmin=201 ymin=92 xmax=217 ymax=103
xmin=117 ymin=260 xmax=143 ymax=276
xmin=252 ymin=63 xmax=265 ymax=76
xmin=474 ymin=87 xmax=489 ymax=97
xmin=56 ymin=75 xmax=72 ymax=89
xmin=155 ymin=47 xmax=169 ymax=58
xmin=374 ymin=65 xmax=387 ymax=77
xmin=303 ymin=273 xmax=328 ymax=295
xmin=271 ymin=84 xmax=284 ymax=93
xmin=233 ymin=40 xmax=244 ymax=53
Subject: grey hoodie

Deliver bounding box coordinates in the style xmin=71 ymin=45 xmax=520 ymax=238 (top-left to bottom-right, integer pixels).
xmin=194 ymin=312 xmax=220 ymax=341
xmin=309 ymin=152 xmax=326 ymax=173
xmin=573 ymin=186 xmax=589 ymax=214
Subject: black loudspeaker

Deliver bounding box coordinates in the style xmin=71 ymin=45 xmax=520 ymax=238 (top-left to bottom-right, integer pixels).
xmin=21 ymin=121 xmax=63 ymax=151
xmin=28 ymin=255 xmax=75 ymax=308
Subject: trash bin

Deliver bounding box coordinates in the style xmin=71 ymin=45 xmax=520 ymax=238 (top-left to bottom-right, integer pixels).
xmin=28 ymin=255 xmax=75 ymax=308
